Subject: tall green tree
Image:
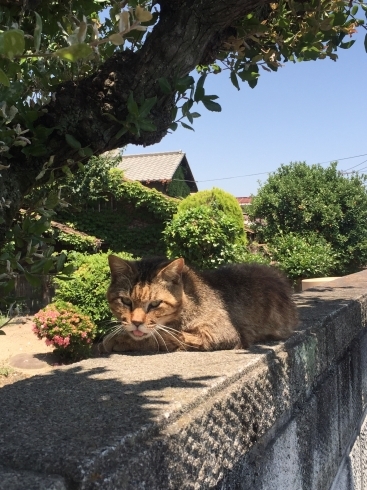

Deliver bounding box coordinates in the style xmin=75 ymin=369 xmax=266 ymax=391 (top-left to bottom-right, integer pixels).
xmin=249 ymin=162 xmax=367 ymax=275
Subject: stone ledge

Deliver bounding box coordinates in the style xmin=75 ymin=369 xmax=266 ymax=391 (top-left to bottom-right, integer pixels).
xmin=1 ymin=270 xmax=367 ymax=489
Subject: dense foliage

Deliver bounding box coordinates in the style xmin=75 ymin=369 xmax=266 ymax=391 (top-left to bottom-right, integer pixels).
xmin=54 ymin=251 xmax=134 ymax=336
xmin=164 ymin=205 xmax=245 ymax=269
xmin=268 ymin=232 xmax=338 ymax=280
xmin=250 ymin=162 xmax=367 ymax=275
xmin=177 ymin=188 xmax=246 ymax=242
xmin=28 ymin=155 xmax=178 ymax=256
xmin=1 ymin=0 xmax=367 ymax=296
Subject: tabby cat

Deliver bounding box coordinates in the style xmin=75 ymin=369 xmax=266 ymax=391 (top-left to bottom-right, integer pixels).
xmin=101 ymin=255 xmax=298 ymax=353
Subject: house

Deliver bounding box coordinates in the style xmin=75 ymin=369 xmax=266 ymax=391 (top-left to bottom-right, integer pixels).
xmin=116 ymin=150 xmax=198 ymax=197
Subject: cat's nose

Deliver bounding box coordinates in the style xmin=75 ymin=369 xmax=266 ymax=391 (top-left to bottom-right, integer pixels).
xmin=132 ymin=320 xmax=143 ymax=327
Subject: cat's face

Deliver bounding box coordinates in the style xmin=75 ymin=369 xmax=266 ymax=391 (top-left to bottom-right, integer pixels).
xmin=106 ymin=255 xmax=185 ymax=342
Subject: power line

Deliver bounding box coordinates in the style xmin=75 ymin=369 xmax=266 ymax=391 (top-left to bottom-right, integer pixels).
xmin=172 ymin=152 xmax=367 ymax=184
xmin=342 ymin=158 xmax=367 ymax=173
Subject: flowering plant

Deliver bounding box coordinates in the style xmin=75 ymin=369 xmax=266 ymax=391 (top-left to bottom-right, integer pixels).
xmin=32 ymin=301 xmax=97 ymax=361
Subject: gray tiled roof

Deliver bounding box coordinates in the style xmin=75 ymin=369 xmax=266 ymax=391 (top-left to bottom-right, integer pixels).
xmin=117 ymin=151 xmax=185 ymax=181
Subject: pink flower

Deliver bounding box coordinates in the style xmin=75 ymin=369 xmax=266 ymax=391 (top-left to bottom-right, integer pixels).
xmin=45 ymin=339 xmax=54 ymax=346
xmin=81 ymin=332 xmax=87 ymax=338
xmin=63 ymin=336 xmax=70 ymax=347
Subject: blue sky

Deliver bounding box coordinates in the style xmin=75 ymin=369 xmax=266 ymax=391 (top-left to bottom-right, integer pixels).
xmin=125 ymin=29 xmax=367 ymax=197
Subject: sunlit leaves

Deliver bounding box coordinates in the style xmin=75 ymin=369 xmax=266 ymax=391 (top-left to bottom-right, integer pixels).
xmin=54 ymin=43 xmax=93 ymax=62
xmin=0 ymin=30 xmax=25 ymax=59
xmin=109 ymin=33 xmax=125 ymax=46
xmin=135 ymin=5 xmax=153 ymax=23
xmin=34 ymin=12 xmax=42 ymax=52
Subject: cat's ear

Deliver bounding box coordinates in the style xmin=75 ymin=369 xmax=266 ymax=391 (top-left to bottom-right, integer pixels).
xmin=158 ymin=258 xmax=185 ymax=283
xmin=108 ymin=255 xmax=135 ymax=279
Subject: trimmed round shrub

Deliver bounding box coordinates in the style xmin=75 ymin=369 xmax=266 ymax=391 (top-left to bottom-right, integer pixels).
xmin=164 ymin=205 xmax=243 ymax=269
xmin=177 ymin=187 xmax=246 ymax=243
xmin=268 ymin=232 xmax=338 ymax=280
xmin=33 ymin=301 xmax=97 ymax=361
xmin=54 ymin=251 xmax=134 ymax=336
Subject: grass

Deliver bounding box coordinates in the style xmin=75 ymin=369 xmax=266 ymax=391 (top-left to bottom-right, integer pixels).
xmin=0 ymin=366 xmax=14 ymax=377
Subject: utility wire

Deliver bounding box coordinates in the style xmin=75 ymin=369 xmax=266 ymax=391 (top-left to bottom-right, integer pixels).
xmin=171 ymin=152 xmax=367 ymax=184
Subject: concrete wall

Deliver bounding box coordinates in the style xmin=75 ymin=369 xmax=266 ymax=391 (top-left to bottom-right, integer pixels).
xmin=1 ymin=271 xmax=367 ymax=489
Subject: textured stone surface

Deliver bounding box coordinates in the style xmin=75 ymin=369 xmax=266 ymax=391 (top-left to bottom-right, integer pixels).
xmin=1 ymin=270 xmax=367 ymax=489
xmin=0 ymin=466 xmax=67 ymax=490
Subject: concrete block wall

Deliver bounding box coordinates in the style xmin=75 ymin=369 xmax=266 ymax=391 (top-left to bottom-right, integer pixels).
xmin=1 ymin=271 xmax=367 ymax=489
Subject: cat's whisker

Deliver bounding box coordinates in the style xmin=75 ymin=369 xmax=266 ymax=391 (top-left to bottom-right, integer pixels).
xmin=153 ymin=329 xmax=170 ymax=353
xmin=155 ymin=325 xmax=191 ymax=351
xmin=150 ymin=331 xmax=161 ymax=353
xmin=102 ymin=324 xmax=127 ymax=347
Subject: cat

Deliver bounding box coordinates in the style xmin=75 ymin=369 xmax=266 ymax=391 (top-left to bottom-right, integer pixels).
xmin=101 ymin=255 xmax=298 ymax=353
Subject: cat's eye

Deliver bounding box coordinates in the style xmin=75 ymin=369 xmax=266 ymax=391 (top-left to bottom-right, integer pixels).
xmin=120 ymin=297 xmax=132 ymax=307
xmin=149 ymin=300 xmax=162 ymax=309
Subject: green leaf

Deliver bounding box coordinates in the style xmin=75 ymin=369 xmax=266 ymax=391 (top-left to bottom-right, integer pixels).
xmin=365 ymin=33 xmax=367 ymax=54
xmin=248 ymin=78 xmax=258 ymax=89
xmin=194 ymin=74 xmax=206 ymax=101
xmin=34 ymin=12 xmax=42 ymax=52
xmin=0 ymin=69 xmax=10 ymax=87
xmin=102 ymin=113 xmax=122 ymax=123
xmin=0 ymin=30 xmax=25 ymax=59
xmin=22 ymin=144 xmax=47 ymax=156
xmin=139 ymin=120 xmax=157 ymax=132
xmin=175 ymin=75 xmax=194 ymax=94
xmin=56 ymin=252 xmax=67 ymax=273
xmin=230 ymin=71 xmax=240 ymax=90
xmin=158 ymin=77 xmax=171 ymax=94
xmin=181 ymin=122 xmax=195 ymax=131
xmin=201 ymin=99 xmax=222 ymax=112
xmin=45 ymin=190 xmax=59 ymax=208
xmin=191 ymin=112 xmax=201 ymax=118
xmin=24 ymin=270 xmax=41 ymax=287
xmin=65 ymin=134 xmax=82 ymax=150
xmin=169 ymin=122 xmax=178 ymax=131
xmin=61 ymin=165 xmax=73 ymax=178
xmin=54 ymin=43 xmax=93 ymax=62
xmin=114 ymin=126 xmax=128 ymax=139
xmin=139 ymin=96 xmax=157 ymax=118
xmin=339 ymin=40 xmax=355 ymax=49
xmin=81 ymin=147 xmax=93 ymax=157
xmin=351 ymin=5 xmax=358 ymax=15
xmin=127 ymin=92 xmax=139 ymax=118
xmin=109 ymin=33 xmax=124 ymax=45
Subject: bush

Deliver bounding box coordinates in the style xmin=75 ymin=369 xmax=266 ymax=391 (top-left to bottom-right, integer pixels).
xmin=163 ymin=205 xmax=245 ymax=268
xmin=177 ymin=187 xmax=246 ymax=243
xmin=32 ymin=301 xmax=97 ymax=361
xmin=54 ymin=251 xmax=134 ymax=336
xmin=268 ymin=233 xmax=338 ymax=280
xmin=250 ymin=162 xmax=367 ymax=275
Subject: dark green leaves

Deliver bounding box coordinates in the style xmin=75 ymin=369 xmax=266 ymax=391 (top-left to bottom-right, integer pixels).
xmin=158 ymin=78 xmax=171 ymax=94
xmin=201 ymin=95 xmax=221 ymax=112
xmin=65 ymin=134 xmax=81 ymax=150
